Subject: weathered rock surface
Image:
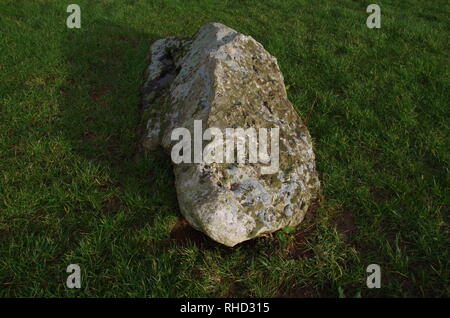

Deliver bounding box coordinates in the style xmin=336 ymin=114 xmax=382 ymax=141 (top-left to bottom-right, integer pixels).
xmin=140 ymin=22 xmax=320 ymax=247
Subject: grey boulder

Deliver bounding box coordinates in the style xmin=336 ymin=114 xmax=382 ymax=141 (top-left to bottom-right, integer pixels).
xmin=140 ymin=22 xmax=320 ymax=247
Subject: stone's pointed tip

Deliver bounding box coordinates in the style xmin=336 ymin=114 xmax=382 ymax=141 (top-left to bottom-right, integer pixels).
xmin=203 ymin=22 xmax=229 ymax=28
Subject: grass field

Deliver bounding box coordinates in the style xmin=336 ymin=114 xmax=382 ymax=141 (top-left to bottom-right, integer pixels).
xmin=0 ymin=0 xmax=448 ymax=297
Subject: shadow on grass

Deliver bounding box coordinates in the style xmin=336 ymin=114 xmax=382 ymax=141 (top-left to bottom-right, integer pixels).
xmin=58 ymin=20 xmax=183 ymax=232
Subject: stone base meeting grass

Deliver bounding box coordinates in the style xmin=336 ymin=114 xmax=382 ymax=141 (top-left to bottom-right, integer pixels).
xmin=0 ymin=0 xmax=448 ymax=297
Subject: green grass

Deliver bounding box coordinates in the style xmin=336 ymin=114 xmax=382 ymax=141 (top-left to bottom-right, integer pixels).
xmin=0 ymin=0 xmax=448 ymax=297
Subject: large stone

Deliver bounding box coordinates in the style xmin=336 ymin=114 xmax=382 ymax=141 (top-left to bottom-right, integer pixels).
xmin=140 ymin=22 xmax=320 ymax=247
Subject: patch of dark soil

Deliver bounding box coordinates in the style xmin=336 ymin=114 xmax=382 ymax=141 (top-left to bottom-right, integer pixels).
xmin=82 ymin=132 xmax=96 ymax=141
xmin=102 ymin=195 xmax=122 ymax=215
xmin=330 ymin=209 xmax=356 ymax=242
xmin=169 ymin=217 xmax=216 ymax=248
xmin=89 ymin=84 xmax=112 ymax=102
xmin=0 ymin=228 xmax=11 ymax=240
xmin=223 ymin=280 xmax=246 ymax=297
xmin=371 ymin=186 xmax=393 ymax=204
xmin=286 ymin=201 xmax=319 ymax=259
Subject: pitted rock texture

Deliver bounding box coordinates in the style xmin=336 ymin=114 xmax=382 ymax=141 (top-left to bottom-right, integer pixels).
xmin=141 ymin=22 xmax=320 ymax=247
